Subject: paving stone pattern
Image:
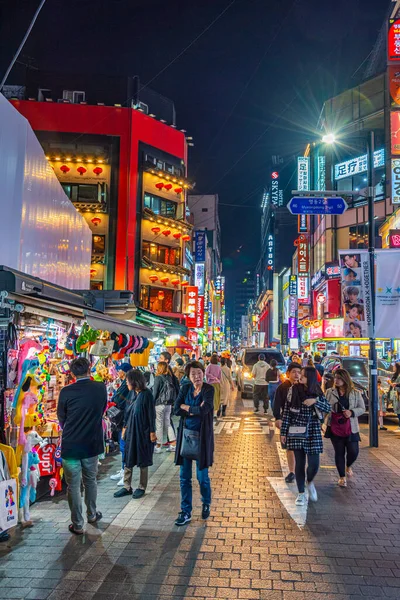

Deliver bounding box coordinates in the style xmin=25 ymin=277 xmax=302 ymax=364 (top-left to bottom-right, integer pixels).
xmin=1 ymin=393 xmax=400 ymax=599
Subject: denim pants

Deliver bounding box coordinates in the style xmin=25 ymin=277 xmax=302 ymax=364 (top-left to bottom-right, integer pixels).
xmin=63 ymin=456 xmax=98 ymax=530
xmin=180 ymin=458 xmax=211 ymax=515
xmin=119 ymin=430 xmax=126 ymax=469
xmin=268 ymin=382 xmax=279 ymax=411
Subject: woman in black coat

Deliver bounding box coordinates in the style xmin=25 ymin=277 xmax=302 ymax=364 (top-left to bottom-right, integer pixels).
xmin=114 ymin=370 xmax=156 ymax=500
xmin=173 ymin=361 xmax=214 ymax=526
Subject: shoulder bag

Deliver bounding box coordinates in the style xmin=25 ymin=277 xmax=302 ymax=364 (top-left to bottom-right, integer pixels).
xmin=181 ymin=426 xmax=200 ymax=460
xmin=330 ymin=401 xmax=352 ymax=437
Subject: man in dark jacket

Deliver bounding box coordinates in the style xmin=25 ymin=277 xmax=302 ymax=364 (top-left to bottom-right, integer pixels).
xmin=57 ymin=358 xmax=107 ymax=534
xmin=273 ymin=362 xmax=301 ymax=484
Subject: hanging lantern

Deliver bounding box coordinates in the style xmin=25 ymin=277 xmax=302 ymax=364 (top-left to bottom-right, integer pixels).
xmin=91 ymin=217 xmax=102 ymax=227
xmin=155 ymin=182 xmax=164 ymax=190
xmin=160 ymin=276 xmax=169 ymax=285
xmin=60 ymin=165 xmax=70 ymax=174
xmin=171 ymin=278 xmax=180 ymax=287
xmin=173 ymin=232 xmax=182 ymax=240
xmin=164 ymin=183 xmax=172 ymax=191
xmin=158 ymin=291 xmax=165 ymax=301
xmin=181 ymin=234 xmax=191 ymax=242
xmin=77 ymin=166 xmax=87 ymax=175
xmin=90 ymin=268 xmax=97 ymax=278
xmin=151 ymin=226 xmax=161 ymax=234
xmin=162 ymin=229 xmax=171 ymax=236
xmin=93 ymin=167 xmax=103 ymax=175
xmin=181 ymin=280 xmax=189 ymax=287
xmin=174 ymin=187 xmax=183 ymax=194
xmin=149 ymin=275 xmax=158 ymax=283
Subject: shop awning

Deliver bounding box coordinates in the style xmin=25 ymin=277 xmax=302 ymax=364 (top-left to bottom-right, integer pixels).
xmin=84 ymin=310 xmax=152 ymax=337
xmin=135 ymin=307 xmax=187 ymax=336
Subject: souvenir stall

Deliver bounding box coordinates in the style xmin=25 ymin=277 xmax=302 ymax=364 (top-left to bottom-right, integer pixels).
xmin=0 ymin=267 xmax=152 ymax=524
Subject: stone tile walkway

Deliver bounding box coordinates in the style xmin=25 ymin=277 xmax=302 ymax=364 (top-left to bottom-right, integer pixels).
xmin=1 ymin=393 xmax=400 ymax=599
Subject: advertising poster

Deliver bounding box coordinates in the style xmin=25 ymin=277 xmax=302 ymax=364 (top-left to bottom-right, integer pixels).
xmin=339 ymin=250 xmax=372 ymax=338
xmin=391 ymin=111 xmax=400 ymax=155
xmin=194 ymin=231 xmax=206 ymax=262
xmin=392 ymin=158 xmax=400 ymax=204
xmin=388 ymin=19 xmax=400 ymax=62
xmin=389 ymin=66 xmax=400 ymax=106
xmin=375 ymin=250 xmax=400 ymax=339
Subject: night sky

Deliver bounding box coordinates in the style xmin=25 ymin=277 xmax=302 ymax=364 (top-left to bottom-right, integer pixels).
xmin=0 ymin=0 xmax=389 ymax=292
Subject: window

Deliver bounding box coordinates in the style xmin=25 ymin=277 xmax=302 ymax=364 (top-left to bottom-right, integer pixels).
xmin=61 ymin=183 xmax=106 ymax=204
xmin=202 ymin=208 xmax=208 ymax=212
xmin=140 ymin=286 xmax=174 ymax=313
xmin=144 ymin=192 xmax=177 ymax=218
xmin=142 ymin=241 xmax=180 ymax=265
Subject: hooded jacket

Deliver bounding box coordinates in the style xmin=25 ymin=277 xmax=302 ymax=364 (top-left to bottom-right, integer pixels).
xmin=251 ymin=360 xmax=270 ymax=385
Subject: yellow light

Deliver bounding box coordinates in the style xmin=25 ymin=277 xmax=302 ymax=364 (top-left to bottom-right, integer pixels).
xmin=66 ymin=157 xmax=72 ymax=161
xmin=45 ymin=156 xmax=50 ymax=160
xmin=77 ymin=157 xmax=82 ymax=161
xmin=55 ymin=157 xmax=61 ymax=161
xmin=322 ymin=133 xmax=336 ymax=144
xmin=97 ymin=159 xmax=103 ymax=164
xmin=87 ymin=159 xmax=93 ymax=163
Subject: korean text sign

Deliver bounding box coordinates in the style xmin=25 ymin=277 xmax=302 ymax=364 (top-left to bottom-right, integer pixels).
xmin=298 ymin=235 xmax=309 ymax=274
xmin=185 ymin=286 xmax=198 ymax=328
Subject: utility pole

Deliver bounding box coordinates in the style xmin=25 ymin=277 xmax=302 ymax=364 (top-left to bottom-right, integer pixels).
xmin=367 ymin=131 xmax=379 ymax=448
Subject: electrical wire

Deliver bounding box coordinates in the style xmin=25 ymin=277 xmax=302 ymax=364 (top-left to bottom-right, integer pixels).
xmin=0 ymin=0 xmax=47 ymax=92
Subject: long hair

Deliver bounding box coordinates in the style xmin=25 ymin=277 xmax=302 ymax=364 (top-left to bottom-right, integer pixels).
xmin=302 ymin=366 xmax=322 ymax=396
xmin=392 ymin=362 xmax=400 ymax=382
xmin=156 ymin=361 xmax=169 ymax=376
xmin=126 ymin=369 xmax=147 ymax=391
xmin=333 ymin=368 xmax=354 ymax=396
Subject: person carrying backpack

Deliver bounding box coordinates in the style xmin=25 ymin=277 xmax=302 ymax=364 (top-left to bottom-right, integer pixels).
xmin=153 ymin=361 xmax=177 ymax=453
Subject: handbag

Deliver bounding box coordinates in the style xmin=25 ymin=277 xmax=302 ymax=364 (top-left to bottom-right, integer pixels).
xmin=287 ymin=425 xmax=308 ymax=439
xmin=181 ymin=427 xmax=200 ymax=460
xmin=330 ymin=402 xmax=352 ymax=437
xmin=0 ymin=453 xmax=17 ymax=532
xmin=90 ymin=340 xmax=115 ymax=356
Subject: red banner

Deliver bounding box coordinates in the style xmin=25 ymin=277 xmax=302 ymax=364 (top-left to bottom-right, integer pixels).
xmin=388 ymin=19 xmax=400 ymax=62
xmin=185 ymin=286 xmax=198 ymax=328
xmin=196 ymin=296 xmax=205 ymax=329
xmin=391 ymin=111 xmax=400 ymax=155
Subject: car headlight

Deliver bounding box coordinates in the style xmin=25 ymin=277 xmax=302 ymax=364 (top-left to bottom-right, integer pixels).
xmin=244 ymin=372 xmax=252 ymax=379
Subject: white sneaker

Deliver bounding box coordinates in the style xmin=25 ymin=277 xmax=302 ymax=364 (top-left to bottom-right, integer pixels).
xmin=154 ymin=446 xmax=163 ymax=454
xmin=117 ymin=477 xmax=124 ymax=486
xmin=110 ymin=469 xmax=124 ymax=481
xmin=295 ymin=493 xmax=306 ymax=506
xmin=307 ymin=482 xmax=318 ymax=502
xmin=167 ymin=445 xmax=176 ymax=452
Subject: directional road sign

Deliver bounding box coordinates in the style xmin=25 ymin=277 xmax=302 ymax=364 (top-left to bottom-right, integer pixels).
xmin=288 ymin=196 xmax=348 ymax=215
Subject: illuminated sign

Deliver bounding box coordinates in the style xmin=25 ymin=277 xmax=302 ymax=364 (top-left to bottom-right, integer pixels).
xmin=297 ymin=234 xmax=309 ymax=274
xmin=388 ymin=19 xmax=400 ymax=61
xmin=297 ymin=157 xmax=310 ymax=191
xmin=325 ymin=262 xmax=341 ymax=278
xmin=194 ymin=231 xmax=206 ymax=262
xmin=389 ymin=66 xmax=400 ymax=106
xmin=311 ymin=268 xmax=325 ymax=289
xmin=185 ymin=286 xmax=198 ymax=328
xmin=267 ymin=234 xmax=274 ymax=271
xmin=317 ymin=156 xmax=326 ymax=191
xmin=334 ymin=149 xmax=385 ymax=180
xmin=310 ymin=322 xmax=323 ymax=340
xmin=316 ymin=293 xmax=326 ymax=304
xmin=298 ymin=214 xmax=308 ymax=233
xmin=289 ymin=275 xmax=297 ymax=296
xmin=323 ymin=318 xmax=344 ymax=339
xmin=271 ymin=178 xmax=279 ymax=206
xmin=389 ymin=230 xmax=400 ymax=248
xmin=289 ymin=295 xmax=297 ymax=317
xmin=297 ymin=276 xmax=309 ymax=303
xmin=392 ymin=158 xmax=400 ymax=204
xmin=196 ymin=295 xmax=205 ymax=329
xmin=194 ymin=263 xmax=205 ymax=295
xmin=288 ymin=317 xmax=297 ymax=339
xmin=272 ymin=171 xmax=279 ymax=179
xmin=391 ymin=112 xmax=400 ymax=155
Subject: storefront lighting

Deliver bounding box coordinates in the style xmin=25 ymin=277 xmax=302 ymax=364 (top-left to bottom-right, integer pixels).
xmin=55 ymin=157 xmax=61 ymax=161
xmin=65 ymin=157 xmax=72 ymax=161
xmin=98 ymin=160 xmax=104 ymax=164
xmin=76 ymin=157 xmax=82 ymax=161
xmin=87 ymin=159 xmax=93 ymax=163
xmin=45 ymin=156 xmax=50 ymax=160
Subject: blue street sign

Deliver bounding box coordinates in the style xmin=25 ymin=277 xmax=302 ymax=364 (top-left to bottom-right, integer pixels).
xmin=288 ymin=196 xmax=348 ymax=215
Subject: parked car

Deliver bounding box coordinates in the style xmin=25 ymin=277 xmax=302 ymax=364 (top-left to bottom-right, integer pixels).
xmin=321 ymin=355 xmax=393 ymax=411
xmin=236 ymin=348 xmax=286 ymax=399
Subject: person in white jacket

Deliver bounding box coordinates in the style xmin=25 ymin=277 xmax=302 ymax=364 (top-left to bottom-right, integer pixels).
xmin=251 ymin=354 xmax=270 ymax=413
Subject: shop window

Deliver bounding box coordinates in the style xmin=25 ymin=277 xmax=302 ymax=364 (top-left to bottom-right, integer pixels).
xmin=92 ymin=234 xmax=105 ymax=254
xmin=90 ymin=281 xmax=103 ymax=290
xmin=142 ymin=241 xmax=180 ymax=265
xmin=140 ymin=285 xmax=175 ymax=313
xmin=61 ymin=182 xmax=106 ymax=204
xmin=143 ymin=192 xmax=177 ymax=218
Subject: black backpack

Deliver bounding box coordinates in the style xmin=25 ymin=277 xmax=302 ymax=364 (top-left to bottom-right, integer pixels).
xmin=158 ymin=376 xmax=177 ymax=405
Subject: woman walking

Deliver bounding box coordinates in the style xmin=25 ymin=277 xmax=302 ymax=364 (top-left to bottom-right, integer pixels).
xmin=174 ymin=361 xmax=214 ymax=526
xmin=280 ymin=366 xmax=330 ymax=506
xmin=205 ymin=355 xmax=222 ymax=418
xmin=325 ymin=368 xmax=365 ymax=487
xmin=219 ymin=357 xmax=235 ymax=417
xmin=153 ymin=362 xmax=177 ymax=453
xmin=390 ymin=362 xmax=400 ymax=430
xmin=114 ymin=370 xmax=156 ymax=499
xmin=265 ymin=359 xmax=281 ymax=413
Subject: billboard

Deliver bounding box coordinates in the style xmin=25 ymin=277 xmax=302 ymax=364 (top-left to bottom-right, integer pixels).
xmin=388 ymin=19 xmax=400 ymax=62
xmin=194 ymin=262 xmax=205 ymax=295
xmin=334 ymin=149 xmax=385 ymax=180
xmin=392 ymin=158 xmax=400 ymax=204
xmin=288 ymin=317 xmax=297 ymax=339
xmin=339 ymin=250 xmax=372 ymax=338
xmin=297 ymin=234 xmax=309 ymax=274
xmin=375 ymin=249 xmax=400 ymax=338
xmin=194 ymin=230 xmax=206 ymax=262
xmin=391 ymin=112 xmax=400 ymax=155
xmin=185 ymin=286 xmax=198 ymax=328
xmin=196 ymin=295 xmax=205 ymax=329
xmin=297 ymin=276 xmax=309 ymax=303
xmin=389 ymin=66 xmax=400 ymax=106
xmin=297 ymin=157 xmax=310 ymax=191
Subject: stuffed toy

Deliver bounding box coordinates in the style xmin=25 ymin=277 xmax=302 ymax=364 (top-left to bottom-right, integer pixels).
xmin=76 ymin=324 xmax=99 ymax=353
xmin=19 ymin=430 xmax=44 ymax=528
xmin=64 ymin=324 xmax=78 ymax=357
xmin=13 ymin=359 xmax=43 ymax=452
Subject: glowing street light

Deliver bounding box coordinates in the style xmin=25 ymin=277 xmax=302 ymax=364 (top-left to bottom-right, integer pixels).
xmin=322 ymin=133 xmax=336 ymax=144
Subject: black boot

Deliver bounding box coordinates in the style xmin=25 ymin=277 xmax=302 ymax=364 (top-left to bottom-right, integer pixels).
xmin=222 ymin=405 xmax=227 ymax=417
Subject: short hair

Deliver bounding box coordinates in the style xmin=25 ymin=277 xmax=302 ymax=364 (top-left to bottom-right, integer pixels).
xmin=176 ymin=357 xmax=184 ymax=366
xmin=346 ymin=286 xmax=359 ymax=296
xmin=210 ymin=355 xmax=219 ymax=365
xmin=270 ymin=359 xmax=277 ymax=368
xmin=126 ymin=369 xmax=146 ymax=391
xmin=287 ymin=362 xmax=302 ymax=373
xmin=70 ymin=357 xmax=90 ymax=377
xmin=160 ymin=351 xmax=171 ymax=363
xmin=184 ymin=360 xmax=205 ymax=377
xmin=344 ymin=268 xmax=357 ymax=277
xmin=258 ymin=353 xmax=266 ymax=361
xmin=156 ymin=361 xmax=169 ymax=376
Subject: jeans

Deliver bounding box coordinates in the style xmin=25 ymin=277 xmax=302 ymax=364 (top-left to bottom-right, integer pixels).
xmin=119 ymin=430 xmax=125 ymax=469
xmin=123 ymin=466 xmax=148 ymax=491
xmin=330 ymin=436 xmax=359 ymax=478
xmin=63 ymin=456 xmax=98 ymax=530
xmin=180 ymin=458 xmax=211 ymax=515
xmin=253 ymin=385 xmax=269 ymax=411
xmin=293 ymin=449 xmax=320 ymax=494
xmin=268 ymin=382 xmax=279 ymax=411
xmin=156 ymin=405 xmax=176 ymax=445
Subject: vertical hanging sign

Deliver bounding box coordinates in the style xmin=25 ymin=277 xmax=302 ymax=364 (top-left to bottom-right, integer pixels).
xmin=185 ymin=286 xmax=198 ymax=328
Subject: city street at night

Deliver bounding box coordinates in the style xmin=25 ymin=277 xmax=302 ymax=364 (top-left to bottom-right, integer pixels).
xmin=2 ymin=394 xmax=400 ymax=600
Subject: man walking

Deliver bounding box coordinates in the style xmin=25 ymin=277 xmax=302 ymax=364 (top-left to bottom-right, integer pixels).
xmin=57 ymin=357 xmax=107 ymax=535
xmin=273 ymin=362 xmax=302 ymax=483
xmin=251 ymin=353 xmax=270 ymax=413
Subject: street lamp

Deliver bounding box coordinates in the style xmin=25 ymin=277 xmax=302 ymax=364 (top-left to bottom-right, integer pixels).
xmin=322 ymin=133 xmax=336 ymax=145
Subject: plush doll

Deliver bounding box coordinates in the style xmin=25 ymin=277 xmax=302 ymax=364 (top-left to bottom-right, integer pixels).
xmin=13 ymin=359 xmax=43 ymax=452
xmin=19 ymin=430 xmax=44 ymax=528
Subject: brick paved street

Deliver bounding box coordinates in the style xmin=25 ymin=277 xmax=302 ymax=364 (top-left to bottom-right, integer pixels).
xmin=2 ymin=393 xmax=400 ymax=600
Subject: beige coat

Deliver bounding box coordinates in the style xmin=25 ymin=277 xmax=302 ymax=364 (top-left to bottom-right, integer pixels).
xmin=325 ymin=387 xmax=365 ymax=434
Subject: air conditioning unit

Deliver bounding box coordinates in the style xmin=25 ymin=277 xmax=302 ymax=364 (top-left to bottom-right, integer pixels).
xmin=73 ymin=91 xmax=86 ymax=104
xmin=62 ymin=90 xmax=86 ymax=104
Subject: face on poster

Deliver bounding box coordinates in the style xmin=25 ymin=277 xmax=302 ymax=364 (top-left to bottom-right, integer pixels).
xmin=339 ymin=251 xmax=370 ymax=338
